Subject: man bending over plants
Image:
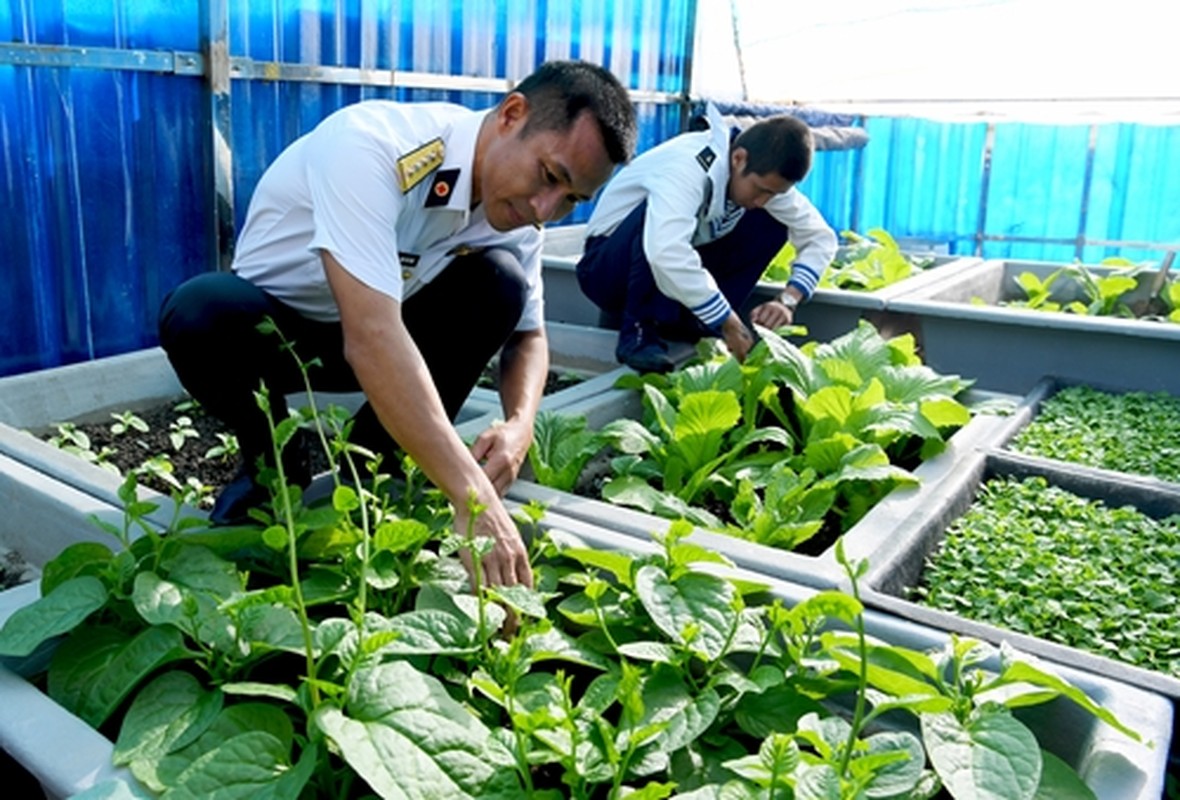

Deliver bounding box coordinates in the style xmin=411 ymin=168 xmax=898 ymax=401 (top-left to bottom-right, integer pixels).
xmin=158 ymin=60 xmax=637 ymax=589
xmin=576 ymin=102 xmax=837 ymax=373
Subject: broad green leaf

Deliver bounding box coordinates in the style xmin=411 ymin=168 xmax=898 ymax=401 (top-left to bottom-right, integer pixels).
xmin=734 ymin=682 xmax=826 ymax=739
xmin=803 ymin=385 xmax=855 ymax=429
xmin=313 ymin=661 xmax=520 ymax=799
xmin=237 ymin=605 xmax=305 ymax=654
xmin=601 ymin=417 xmax=661 ymax=455
xmin=1033 ymin=750 xmax=1097 ymax=799
xmin=878 ymin=364 xmax=967 ymax=404
xmin=673 ymin=390 xmax=742 ymax=472
xmin=617 ymin=640 xmax=679 ymax=662
xmin=48 ymin=624 xmax=189 ymax=727
xmin=144 ymin=703 xmax=297 ymax=791
xmin=374 ymin=609 xmax=479 ymax=656
xmin=559 ymin=546 xmax=636 ymax=586
xmin=160 ymin=545 xmax=242 ymax=597
xmin=921 ymin=709 xmax=1041 ymax=800
xmin=520 ymin=624 xmax=612 ymax=669
xmin=602 ymin=475 xmax=722 ymax=529
xmin=921 ymin=397 xmax=972 ymax=429
xmin=0 ymin=576 xmax=107 ymax=657
xmin=636 ymin=565 xmax=736 ymax=660
xmin=40 ymin=542 xmax=114 ymax=595
xmin=161 ymin=731 xmax=312 ymax=800
xmin=487 ymin=584 xmax=549 ymax=619
xmin=114 ymin=671 xmax=223 ymax=766
xmin=802 ymin=433 xmax=860 ymax=475
xmin=374 ymin=518 xmax=433 ymax=553
xmin=624 ymin=667 xmax=721 ymax=767
xmin=796 ymin=763 xmax=841 ymax=799
xmin=132 ymin=572 xmax=236 ymax=652
xmin=990 ymin=656 xmax=1141 ymax=742
xmin=858 ymin=731 xmax=926 ymax=798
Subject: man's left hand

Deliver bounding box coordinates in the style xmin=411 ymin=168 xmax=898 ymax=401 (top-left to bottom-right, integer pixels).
xmin=470 ymin=418 xmax=532 ymax=496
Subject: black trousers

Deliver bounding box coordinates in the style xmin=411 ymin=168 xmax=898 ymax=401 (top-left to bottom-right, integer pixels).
xmin=158 ymin=250 xmax=528 ymax=469
xmin=576 ymin=202 xmax=788 ymax=337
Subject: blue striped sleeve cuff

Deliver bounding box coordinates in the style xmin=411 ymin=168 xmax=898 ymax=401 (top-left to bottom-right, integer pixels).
xmin=787 ymin=262 xmax=822 ymax=301
xmin=692 ymin=292 xmax=733 ymax=330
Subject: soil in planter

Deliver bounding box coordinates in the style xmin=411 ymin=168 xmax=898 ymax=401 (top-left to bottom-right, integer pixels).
xmin=36 ymin=370 xmax=585 ymax=503
xmin=478 ymin=363 xmax=588 ymax=394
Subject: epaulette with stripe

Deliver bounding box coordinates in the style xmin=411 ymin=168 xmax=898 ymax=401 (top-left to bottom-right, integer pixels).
xmin=396 ymin=137 xmax=446 ymax=193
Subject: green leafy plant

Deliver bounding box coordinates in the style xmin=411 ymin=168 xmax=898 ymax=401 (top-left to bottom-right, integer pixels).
xmin=109 ymin=410 xmax=149 ymax=436
xmin=527 ymin=410 xmax=607 ymax=492
xmin=820 ymin=229 xmax=936 ymax=292
xmin=0 ymin=323 xmax=1143 ymax=799
xmin=1003 ymin=259 xmax=1142 ymax=317
xmin=533 ymin=322 xmax=974 ymax=552
xmin=167 ymin=415 xmax=200 ymax=451
xmin=46 ymin=422 xmax=120 ymax=474
xmin=203 ymin=431 xmax=241 ymax=463
xmin=914 ymin=475 xmax=1180 ymax=677
xmin=1009 ymin=385 xmax=1180 ymax=482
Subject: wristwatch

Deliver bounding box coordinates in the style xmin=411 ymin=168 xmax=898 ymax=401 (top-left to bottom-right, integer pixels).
xmin=778 ymin=290 xmax=800 ymax=310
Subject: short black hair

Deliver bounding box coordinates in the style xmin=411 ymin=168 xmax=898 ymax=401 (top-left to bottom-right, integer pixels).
xmin=733 ymin=116 xmax=813 ymax=183
xmin=513 ymin=60 xmax=637 ymax=165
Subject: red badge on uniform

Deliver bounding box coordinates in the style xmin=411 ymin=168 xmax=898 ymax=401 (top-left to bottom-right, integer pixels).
xmin=425 ymin=169 xmax=460 ymax=207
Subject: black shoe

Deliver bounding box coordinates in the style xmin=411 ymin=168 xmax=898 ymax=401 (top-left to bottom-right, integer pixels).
xmin=208 ymin=465 xmax=269 ymax=526
xmin=616 ymin=322 xmax=674 ymax=373
xmin=209 ymin=430 xmax=314 ymax=526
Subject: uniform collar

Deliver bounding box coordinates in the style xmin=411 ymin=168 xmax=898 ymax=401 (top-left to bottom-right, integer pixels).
xmin=428 ymin=108 xmax=485 ymax=213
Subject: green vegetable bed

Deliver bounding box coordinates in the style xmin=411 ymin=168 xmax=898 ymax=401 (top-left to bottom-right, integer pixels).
xmin=1009 ymin=385 xmax=1180 ymax=483
xmin=913 ymin=475 xmax=1180 ymax=678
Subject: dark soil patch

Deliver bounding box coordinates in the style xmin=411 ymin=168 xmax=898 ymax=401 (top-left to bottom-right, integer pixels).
xmin=478 ymin=366 xmax=588 ymax=394
xmin=37 ymin=368 xmax=585 ymax=504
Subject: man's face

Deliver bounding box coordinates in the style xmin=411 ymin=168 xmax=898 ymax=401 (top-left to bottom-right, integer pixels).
xmin=727 ymin=147 xmax=793 ymax=210
xmin=477 ymin=95 xmax=616 ymax=232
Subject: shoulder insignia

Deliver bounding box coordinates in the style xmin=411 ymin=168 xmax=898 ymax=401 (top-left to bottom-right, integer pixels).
xmin=695 ymin=146 xmax=716 ymax=172
xmin=425 ymin=168 xmax=460 ymax=208
xmin=396 ymin=137 xmax=445 ymax=193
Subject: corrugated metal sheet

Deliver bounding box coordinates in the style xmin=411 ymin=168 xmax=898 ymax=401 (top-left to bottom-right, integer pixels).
xmin=805 ymin=117 xmax=1180 ymax=264
xmin=3 ymin=3 xmax=1178 ymax=377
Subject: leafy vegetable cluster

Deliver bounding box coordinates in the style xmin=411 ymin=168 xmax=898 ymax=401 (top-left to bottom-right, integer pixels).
xmin=994 ymin=257 xmax=1180 ymax=323
xmin=1009 ymin=385 xmax=1180 ymax=483
xmin=914 ymin=475 xmax=1180 ymax=677
xmin=531 ymin=322 xmax=973 ymax=553
xmin=763 ymin=230 xmax=938 ymax=293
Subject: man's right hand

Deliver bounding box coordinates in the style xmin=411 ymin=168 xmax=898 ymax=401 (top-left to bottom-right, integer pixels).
xmin=453 ymin=490 xmax=534 ymax=590
xmin=720 ymin=313 xmax=755 ymax=362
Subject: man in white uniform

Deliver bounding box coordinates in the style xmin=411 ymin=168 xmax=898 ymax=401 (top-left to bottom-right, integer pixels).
xmin=576 ymin=103 xmax=837 ymax=372
xmin=159 ymin=61 xmax=636 ymax=590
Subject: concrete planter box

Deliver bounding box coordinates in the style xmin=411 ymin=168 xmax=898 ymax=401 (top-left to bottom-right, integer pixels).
xmin=994 ymin=377 xmax=1180 ymax=491
xmin=0 ymin=333 xmax=610 ymax=524
xmin=743 ymin=253 xmax=984 ymax=344
xmin=541 ymin=223 xmax=985 ymax=344
xmin=509 ymin=385 xmax=1026 ymax=589
xmin=887 ymin=259 xmax=1180 ymax=395
xmin=0 ymin=493 xmax=1170 ymax=799
xmin=0 ymin=456 xmax=140 ymax=797
xmin=859 ymin=448 xmax=1180 ymax=701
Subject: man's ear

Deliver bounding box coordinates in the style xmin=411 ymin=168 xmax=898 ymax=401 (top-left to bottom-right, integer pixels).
xmin=496 ymin=92 xmax=529 ymax=134
xmin=730 ymin=146 xmax=747 ymax=174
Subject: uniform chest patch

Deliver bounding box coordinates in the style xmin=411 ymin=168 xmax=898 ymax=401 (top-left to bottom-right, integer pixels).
xmin=425 ymin=169 xmax=460 ymax=208
xmin=396 ymin=138 xmax=445 ymax=193
xmin=695 ymin=146 xmax=716 ymax=172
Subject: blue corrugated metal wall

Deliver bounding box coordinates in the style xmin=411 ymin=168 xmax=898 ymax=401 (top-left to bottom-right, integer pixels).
xmin=3 ymin=2 xmax=1178 ymax=377
xmin=802 ymin=117 xmax=1180 ymax=264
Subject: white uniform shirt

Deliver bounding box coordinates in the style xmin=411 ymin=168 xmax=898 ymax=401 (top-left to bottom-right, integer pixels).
xmin=585 ymin=104 xmax=836 ymax=329
xmin=233 ymin=101 xmax=544 ymax=329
